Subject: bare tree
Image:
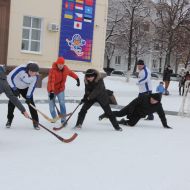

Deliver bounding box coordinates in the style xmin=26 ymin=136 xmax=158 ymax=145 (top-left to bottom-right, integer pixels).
xmin=105 ymin=0 xmax=125 ymax=73
xmin=152 ymin=0 xmax=190 ymax=67
xmin=121 ymin=0 xmax=150 ymax=75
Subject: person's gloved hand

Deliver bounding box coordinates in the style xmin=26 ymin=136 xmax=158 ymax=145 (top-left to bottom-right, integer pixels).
xmin=12 ymin=88 xmax=20 ymax=97
xmin=25 ymin=98 xmax=32 ymax=105
xmin=76 ymin=78 xmax=80 ymax=87
xmin=80 ymin=97 xmax=88 ymax=105
xmin=49 ymin=92 xmax=55 ymax=100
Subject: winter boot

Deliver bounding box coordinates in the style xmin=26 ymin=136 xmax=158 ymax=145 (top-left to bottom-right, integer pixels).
xmin=6 ymin=119 xmax=12 ymax=128
xmin=114 ymin=126 xmax=123 ymax=131
xmin=118 ymin=118 xmax=128 ymax=125
xmin=99 ymin=113 xmax=106 ymax=121
xmin=73 ymin=124 xmax=82 ymax=129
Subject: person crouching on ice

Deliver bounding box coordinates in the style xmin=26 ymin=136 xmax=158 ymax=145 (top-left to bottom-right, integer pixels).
xmin=74 ymin=69 xmax=122 ymax=131
xmin=99 ymin=93 xmax=172 ymax=129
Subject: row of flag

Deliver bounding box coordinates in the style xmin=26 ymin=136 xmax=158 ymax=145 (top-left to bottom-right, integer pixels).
xmin=63 ymin=0 xmax=94 ymax=30
xmin=67 ymin=0 xmax=93 ymax=6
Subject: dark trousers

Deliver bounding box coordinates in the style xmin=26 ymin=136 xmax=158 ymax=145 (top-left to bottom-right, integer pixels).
xmin=112 ymin=107 xmax=141 ymax=126
xmin=139 ymin=91 xmax=154 ymax=119
xmin=76 ymin=99 xmax=120 ymax=130
xmin=7 ymin=88 xmax=39 ymax=122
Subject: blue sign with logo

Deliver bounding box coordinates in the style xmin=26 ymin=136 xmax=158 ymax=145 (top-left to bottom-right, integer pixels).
xmin=59 ymin=0 xmax=96 ymax=62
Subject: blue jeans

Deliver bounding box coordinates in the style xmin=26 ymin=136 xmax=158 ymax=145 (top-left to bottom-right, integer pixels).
xmin=48 ymin=91 xmax=66 ymax=123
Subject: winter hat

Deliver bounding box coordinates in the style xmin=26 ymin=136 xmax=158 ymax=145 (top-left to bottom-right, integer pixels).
xmin=137 ymin=59 xmax=144 ymax=65
xmin=85 ymin=69 xmax=97 ymax=78
xmin=55 ymin=57 xmax=65 ymax=65
xmin=150 ymin=93 xmax=161 ymax=102
xmin=27 ymin=62 xmax=39 ymax=72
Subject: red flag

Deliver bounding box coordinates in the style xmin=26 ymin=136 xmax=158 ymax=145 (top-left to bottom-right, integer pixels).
xmin=85 ymin=0 xmax=93 ymax=6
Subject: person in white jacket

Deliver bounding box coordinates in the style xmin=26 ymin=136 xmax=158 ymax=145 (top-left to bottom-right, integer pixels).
xmin=6 ymin=62 xmax=40 ymax=129
xmin=136 ymin=59 xmax=154 ymax=120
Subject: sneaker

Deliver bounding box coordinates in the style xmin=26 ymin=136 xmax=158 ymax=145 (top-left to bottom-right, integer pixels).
xmin=73 ymin=124 xmax=82 ymax=129
xmin=115 ymin=126 xmax=123 ymax=131
xmin=6 ymin=119 xmax=12 ymax=128
xmin=33 ymin=124 xmax=40 ymax=130
xmin=61 ymin=122 xmax=68 ymax=128
xmin=163 ymin=125 xmax=172 ymax=129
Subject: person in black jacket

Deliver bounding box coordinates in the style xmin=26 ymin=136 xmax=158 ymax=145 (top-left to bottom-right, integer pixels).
xmin=99 ymin=93 xmax=172 ymax=129
xmin=0 ymin=65 xmax=29 ymax=121
xmin=74 ymin=69 xmax=122 ymax=131
xmin=163 ymin=65 xmax=173 ymax=95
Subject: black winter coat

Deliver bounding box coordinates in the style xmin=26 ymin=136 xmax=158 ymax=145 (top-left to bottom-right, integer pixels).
xmin=163 ymin=68 xmax=173 ymax=81
xmin=83 ymin=70 xmax=109 ymax=106
xmin=126 ymin=95 xmax=167 ymax=126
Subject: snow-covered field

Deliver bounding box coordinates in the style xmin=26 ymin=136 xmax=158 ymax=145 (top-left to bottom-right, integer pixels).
xmin=0 ymin=73 xmax=190 ymax=190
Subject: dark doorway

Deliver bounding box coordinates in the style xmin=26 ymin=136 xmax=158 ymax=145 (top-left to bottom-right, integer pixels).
xmin=0 ymin=0 xmax=11 ymax=67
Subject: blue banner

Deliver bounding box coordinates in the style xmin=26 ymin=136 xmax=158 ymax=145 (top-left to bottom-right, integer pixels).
xmin=59 ymin=0 xmax=96 ymax=62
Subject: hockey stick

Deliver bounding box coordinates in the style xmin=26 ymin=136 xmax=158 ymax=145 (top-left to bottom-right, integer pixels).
xmin=29 ymin=117 xmax=78 ymax=143
xmin=29 ymin=103 xmax=69 ymax=123
xmin=53 ymin=102 xmax=81 ymax=131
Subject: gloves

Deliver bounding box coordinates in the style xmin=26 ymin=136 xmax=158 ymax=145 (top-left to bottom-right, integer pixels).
xmin=80 ymin=97 xmax=88 ymax=105
xmin=12 ymin=88 xmax=20 ymax=97
xmin=49 ymin=92 xmax=55 ymax=100
xmin=25 ymin=98 xmax=32 ymax=105
xmin=76 ymin=78 xmax=80 ymax=87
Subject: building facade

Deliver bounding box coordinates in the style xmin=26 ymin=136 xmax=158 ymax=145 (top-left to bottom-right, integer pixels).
xmin=0 ymin=0 xmax=108 ymax=71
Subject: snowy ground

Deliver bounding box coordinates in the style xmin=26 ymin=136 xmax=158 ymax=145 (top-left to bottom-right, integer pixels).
xmin=1 ymin=73 xmax=190 ymax=190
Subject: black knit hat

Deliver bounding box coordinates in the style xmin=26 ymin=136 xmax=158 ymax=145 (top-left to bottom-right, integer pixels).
xmin=150 ymin=93 xmax=161 ymax=102
xmin=85 ymin=69 xmax=97 ymax=77
xmin=137 ymin=59 xmax=144 ymax=65
xmin=27 ymin=62 xmax=39 ymax=72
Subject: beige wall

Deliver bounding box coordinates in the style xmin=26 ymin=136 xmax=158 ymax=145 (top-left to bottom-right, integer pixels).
xmin=7 ymin=0 xmax=108 ymax=71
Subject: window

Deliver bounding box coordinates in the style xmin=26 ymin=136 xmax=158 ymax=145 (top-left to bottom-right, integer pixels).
xmin=115 ymin=56 xmax=121 ymax=65
xmin=21 ymin=16 xmax=42 ymax=53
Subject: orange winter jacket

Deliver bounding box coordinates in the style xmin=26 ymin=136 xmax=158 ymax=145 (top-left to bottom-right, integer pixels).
xmin=47 ymin=62 xmax=78 ymax=94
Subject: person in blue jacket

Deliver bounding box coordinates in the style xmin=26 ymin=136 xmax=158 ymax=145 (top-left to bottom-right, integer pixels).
xmin=156 ymin=81 xmax=165 ymax=94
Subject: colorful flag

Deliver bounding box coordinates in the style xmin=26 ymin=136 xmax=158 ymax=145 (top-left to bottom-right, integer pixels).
xmin=75 ymin=3 xmax=83 ymax=10
xmin=83 ymin=18 xmax=92 ymax=23
xmin=65 ymin=2 xmax=74 ymax=10
xmin=84 ymin=6 xmax=93 ymax=15
xmin=75 ymin=13 xmax=83 ymax=22
xmin=85 ymin=0 xmax=93 ymax=6
xmin=68 ymin=0 xmax=74 ymax=2
xmin=74 ymin=21 xmax=82 ymax=29
xmin=76 ymin=0 xmax=84 ymax=4
xmin=64 ymin=11 xmax=73 ymax=19
xmin=84 ymin=14 xmax=92 ymax=19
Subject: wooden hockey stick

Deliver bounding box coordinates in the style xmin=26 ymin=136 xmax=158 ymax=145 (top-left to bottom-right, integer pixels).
xmin=29 ymin=103 xmax=70 ymax=123
xmin=53 ymin=103 xmax=81 ymax=131
xmin=29 ymin=117 xmax=78 ymax=143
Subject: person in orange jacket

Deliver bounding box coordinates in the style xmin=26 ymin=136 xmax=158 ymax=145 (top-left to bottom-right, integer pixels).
xmin=47 ymin=57 xmax=80 ymax=126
